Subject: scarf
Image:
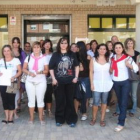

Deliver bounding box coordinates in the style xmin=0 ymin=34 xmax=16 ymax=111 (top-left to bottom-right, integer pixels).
xmin=31 ymin=53 xmax=44 ymax=71
xmin=111 ymin=54 xmax=127 ymax=77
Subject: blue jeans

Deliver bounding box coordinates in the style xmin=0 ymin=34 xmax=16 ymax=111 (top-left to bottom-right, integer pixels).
xmin=93 ymin=91 xmax=109 ymax=106
xmin=129 ymin=81 xmax=139 ymax=114
xmin=113 ymin=79 xmax=131 ymax=126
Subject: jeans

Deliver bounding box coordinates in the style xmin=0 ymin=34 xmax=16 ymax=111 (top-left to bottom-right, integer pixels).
xmin=113 ymin=79 xmax=131 ymax=126
xmin=93 ymin=91 xmax=109 ymax=106
xmin=129 ymin=81 xmax=139 ymax=114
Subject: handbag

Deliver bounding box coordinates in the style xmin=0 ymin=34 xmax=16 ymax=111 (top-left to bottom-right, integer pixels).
xmin=128 ymin=58 xmax=140 ymax=81
xmin=21 ymin=73 xmax=27 ymax=83
xmin=6 ymin=81 xmax=18 ymax=94
xmin=20 ymin=55 xmax=31 ymax=83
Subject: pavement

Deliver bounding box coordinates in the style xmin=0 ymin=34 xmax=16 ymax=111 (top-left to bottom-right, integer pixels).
xmin=0 ymin=95 xmax=140 ymax=140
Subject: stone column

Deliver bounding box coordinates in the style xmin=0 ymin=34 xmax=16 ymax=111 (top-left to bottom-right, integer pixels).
xmin=136 ymin=3 xmax=140 ymax=51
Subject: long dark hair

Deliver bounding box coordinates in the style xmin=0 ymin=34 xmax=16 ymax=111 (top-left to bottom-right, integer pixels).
xmin=77 ymin=41 xmax=88 ymax=67
xmin=56 ymin=37 xmax=70 ymax=53
xmin=12 ymin=37 xmax=22 ymax=54
xmin=94 ymin=43 xmax=110 ymax=62
xmin=42 ymin=39 xmax=53 ymax=54
xmin=113 ymin=42 xmax=127 ymax=55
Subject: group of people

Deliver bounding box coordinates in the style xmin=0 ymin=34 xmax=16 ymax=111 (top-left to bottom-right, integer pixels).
xmin=0 ymin=35 xmax=139 ymax=132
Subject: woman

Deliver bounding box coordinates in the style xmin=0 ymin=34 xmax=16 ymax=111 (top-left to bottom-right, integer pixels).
xmin=0 ymin=45 xmax=22 ymax=124
xmin=12 ymin=37 xmax=26 ymax=115
xmin=42 ymin=39 xmax=54 ymax=117
xmin=89 ymin=44 xmax=113 ymax=127
xmin=49 ymin=37 xmax=79 ymax=127
xmin=87 ymin=40 xmax=98 ymax=59
xmin=111 ymin=42 xmax=138 ymax=132
xmin=23 ymin=41 xmax=49 ymax=125
xmin=75 ymin=41 xmax=92 ymax=121
xmin=124 ymin=38 xmax=140 ymax=117
xmin=70 ymin=43 xmax=78 ymax=53
xmin=106 ymin=41 xmax=114 ymax=113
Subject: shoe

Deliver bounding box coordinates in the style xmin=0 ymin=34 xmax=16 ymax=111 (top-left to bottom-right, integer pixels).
xmin=69 ymin=123 xmax=76 ymax=127
xmin=1 ymin=120 xmax=8 ymax=124
xmin=14 ymin=114 xmax=19 ymax=120
xmin=90 ymin=120 xmax=96 ymax=126
xmin=129 ymin=113 xmax=134 ymax=117
xmin=8 ymin=121 xmax=14 ymax=124
xmin=28 ymin=120 xmax=33 ymax=124
xmin=81 ymin=115 xmax=87 ymax=121
xmin=48 ymin=110 xmax=54 ymax=118
xmin=56 ymin=123 xmax=62 ymax=126
xmin=112 ymin=112 xmax=119 ymax=117
xmin=40 ymin=121 xmax=45 ymax=125
xmin=100 ymin=121 xmax=106 ymax=127
xmin=114 ymin=125 xmax=124 ymax=132
xmin=106 ymin=109 xmax=110 ymax=113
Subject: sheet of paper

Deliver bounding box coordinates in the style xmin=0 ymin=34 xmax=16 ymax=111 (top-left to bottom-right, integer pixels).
xmin=0 ymin=69 xmax=12 ymax=86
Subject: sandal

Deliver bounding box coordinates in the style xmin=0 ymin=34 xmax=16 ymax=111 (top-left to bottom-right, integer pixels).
xmin=129 ymin=113 xmax=134 ymax=117
xmin=112 ymin=112 xmax=119 ymax=117
xmin=8 ymin=121 xmax=14 ymax=124
xmin=100 ymin=121 xmax=106 ymax=127
xmin=90 ymin=120 xmax=96 ymax=126
xmin=1 ymin=120 xmax=8 ymax=124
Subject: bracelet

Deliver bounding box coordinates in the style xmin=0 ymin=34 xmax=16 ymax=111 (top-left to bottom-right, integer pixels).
xmin=75 ymin=77 xmax=78 ymax=79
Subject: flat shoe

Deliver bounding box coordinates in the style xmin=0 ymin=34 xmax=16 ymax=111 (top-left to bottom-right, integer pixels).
xmin=28 ymin=120 xmax=33 ymax=124
xmin=100 ymin=121 xmax=106 ymax=127
xmin=114 ymin=126 xmax=124 ymax=132
xmin=81 ymin=115 xmax=87 ymax=121
xmin=112 ymin=112 xmax=119 ymax=117
xmin=56 ymin=123 xmax=62 ymax=126
xmin=8 ymin=121 xmax=14 ymax=124
xmin=40 ymin=121 xmax=45 ymax=125
xmin=1 ymin=120 xmax=8 ymax=124
xmin=69 ymin=123 xmax=76 ymax=127
xmin=129 ymin=113 xmax=134 ymax=117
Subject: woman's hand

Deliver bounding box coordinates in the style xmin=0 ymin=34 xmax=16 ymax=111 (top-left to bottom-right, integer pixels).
xmin=0 ymin=72 xmax=3 ymax=76
xmin=29 ymin=72 xmax=36 ymax=77
xmin=72 ymin=77 xmax=78 ymax=83
xmin=91 ymin=84 xmax=94 ymax=91
xmin=52 ymin=78 xmax=58 ymax=85
xmin=125 ymin=59 xmax=133 ymax=69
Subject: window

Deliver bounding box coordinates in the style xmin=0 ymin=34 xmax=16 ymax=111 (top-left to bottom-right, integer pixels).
xmin=0 ymin=15 xmax=8 ymax=57
xmin=88 ymin=15 xmax=135 ymax=43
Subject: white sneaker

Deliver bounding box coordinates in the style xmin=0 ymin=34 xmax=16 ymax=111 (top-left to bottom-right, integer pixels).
xmin=81 ymin=115 xmax=87 ymax=121
xmin=106 ymin=109 xmax=110 ymax=112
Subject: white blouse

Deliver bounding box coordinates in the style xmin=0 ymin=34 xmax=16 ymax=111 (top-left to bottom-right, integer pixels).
xmin=24 ymin=53 xmax=49 ymax=83
xmin=112 ymin=55 xmax=139 ymax=81
xmin=87 ymin=50 xmax=94 ymax=57
xmin=93 ymin=58 xmax=113 ymax=92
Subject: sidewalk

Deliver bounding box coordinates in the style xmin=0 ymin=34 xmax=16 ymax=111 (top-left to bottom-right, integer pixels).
xmin=0 ymin=97 xmax=140 ymax=140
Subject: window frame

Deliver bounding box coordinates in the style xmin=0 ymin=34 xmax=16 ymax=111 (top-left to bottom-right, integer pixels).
xmin=0 ymin=15 xmax=8 ymax=32
xmin=88 ymin=15 xmax=135 ymax=32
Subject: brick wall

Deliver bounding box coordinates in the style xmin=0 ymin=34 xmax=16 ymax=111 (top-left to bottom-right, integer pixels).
xmin=0 ymin=4 xmax=136 ymax=45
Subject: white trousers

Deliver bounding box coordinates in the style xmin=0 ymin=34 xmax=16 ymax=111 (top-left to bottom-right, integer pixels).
xmin=25 ymin=80 xmax=47 ymax=108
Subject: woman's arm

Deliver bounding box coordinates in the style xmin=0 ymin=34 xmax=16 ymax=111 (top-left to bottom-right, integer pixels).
xmin=72 ymin=66 xmax=79 ymax=83
xmin=89 ymin=58 xmax=94 ymax=91
xmin=50 ymin=69 xmax=57 ymax=85
xmin=23 ymin=62 xmax=36 ymax=77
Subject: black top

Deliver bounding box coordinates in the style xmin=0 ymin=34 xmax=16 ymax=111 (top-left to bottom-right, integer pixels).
xmin=49 ymin=51 xmax=79 ymax=84
xmin=132 ymin=50 xmax=139 ymax=63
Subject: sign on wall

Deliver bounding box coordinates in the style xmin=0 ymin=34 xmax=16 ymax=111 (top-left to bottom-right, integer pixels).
xmin=10 ymin=16 xmax=16 ymax=25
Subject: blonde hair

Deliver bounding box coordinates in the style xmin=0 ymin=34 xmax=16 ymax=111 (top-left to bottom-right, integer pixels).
xmin=124 ymin=38 xmax=135 ymax=50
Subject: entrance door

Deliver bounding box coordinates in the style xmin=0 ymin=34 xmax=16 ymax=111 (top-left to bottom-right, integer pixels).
xmin=23 ymin=15 xmax=70 ymax=50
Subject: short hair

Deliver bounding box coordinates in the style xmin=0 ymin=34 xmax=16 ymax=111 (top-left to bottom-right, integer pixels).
xmin=32 ymin=41 xmax=41 ymax=48
xmin=124 ymin=38 xmax=135 ymax=50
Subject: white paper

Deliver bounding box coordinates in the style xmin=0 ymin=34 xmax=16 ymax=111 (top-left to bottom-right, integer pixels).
xmin=0 ymin=69 xmax=12 ymax=86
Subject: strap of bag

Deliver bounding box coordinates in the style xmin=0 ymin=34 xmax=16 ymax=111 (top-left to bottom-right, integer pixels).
xmin=4 ymin=58 xmax=7 ymax=69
